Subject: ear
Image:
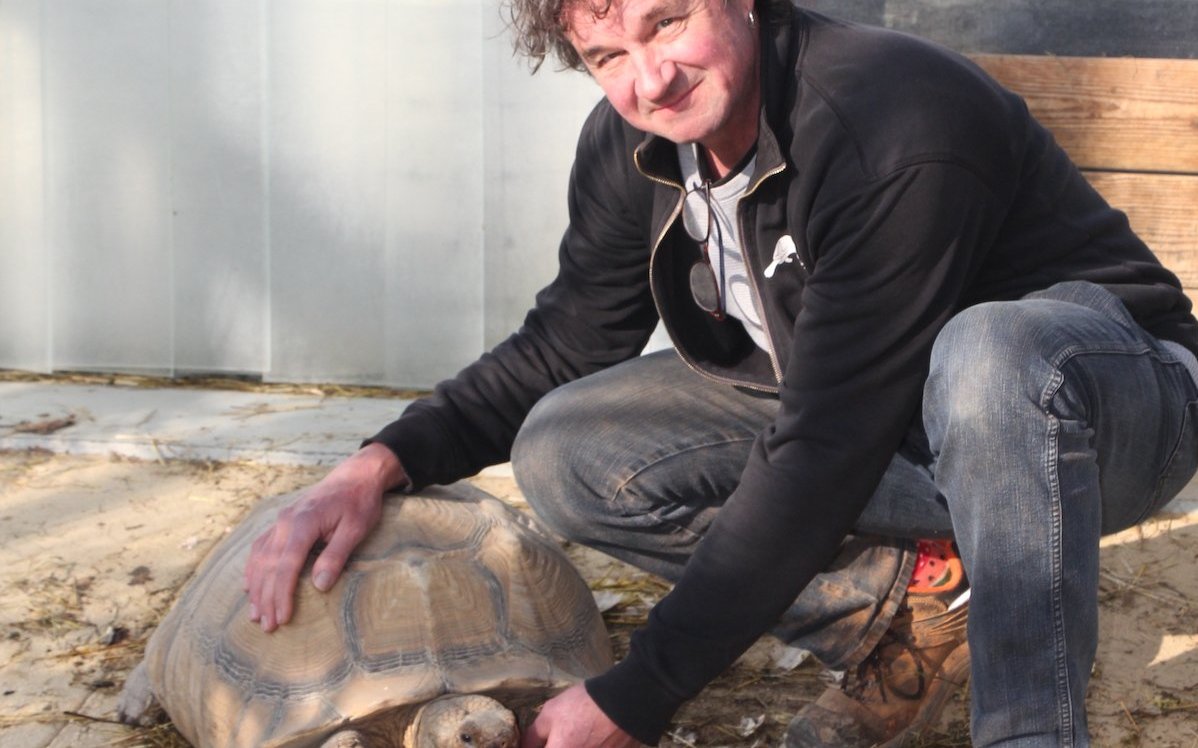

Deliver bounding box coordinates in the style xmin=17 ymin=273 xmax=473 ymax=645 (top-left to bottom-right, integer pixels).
xmin=732 ymin=0 xmax=758 ymax=17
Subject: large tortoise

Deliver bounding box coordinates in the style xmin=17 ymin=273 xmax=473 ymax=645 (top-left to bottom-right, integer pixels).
xmin=117 ymin=482 xmax=613 ymax=747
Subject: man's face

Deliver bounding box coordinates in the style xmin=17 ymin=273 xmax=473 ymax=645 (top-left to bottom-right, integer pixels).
xmin=565 ymin=0 xmax=760 ymax=159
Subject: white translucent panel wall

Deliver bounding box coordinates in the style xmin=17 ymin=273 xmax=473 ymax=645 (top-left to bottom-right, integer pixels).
xmin=45 ymin=2 xmax=175 ymax=372
xmin=382 ymin=0 xmax=487 ymax=385
xmin=481 ymin=11 xmax=604 ymax=347
xmin=0 ymin=0 xmax=49 ymax=371
xmin=0 ymin=0 xmax=600 ymax=387
xmin=266 ymin=0 xmax=392 ymax=383
xmin=171 ymin=1 xmax=269 ymax=374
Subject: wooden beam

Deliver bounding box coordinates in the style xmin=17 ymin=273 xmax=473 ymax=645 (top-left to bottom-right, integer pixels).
xmin=972 ymin=54 xmax=1198 ymax=173
xmin=1084 ymin=171 xmax=1198 ymax=290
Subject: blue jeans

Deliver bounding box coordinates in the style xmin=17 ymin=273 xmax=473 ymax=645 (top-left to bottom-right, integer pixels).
xmin=511 ymin=281 xmax=1198 ymax=747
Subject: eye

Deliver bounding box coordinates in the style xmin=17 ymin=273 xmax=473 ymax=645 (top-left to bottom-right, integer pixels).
xmin=459 ymin=734 xmax=473 ymax=745
xmin=657 ymin=14 xmax=687 ymax=32
xmin=591 ymin=50 xmax=624 ymax=70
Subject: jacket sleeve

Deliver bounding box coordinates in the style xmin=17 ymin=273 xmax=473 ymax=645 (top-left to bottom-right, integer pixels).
xmin=586 ymin=160 xmax=1008 ymax=744
xmin=366 ymin=104 xmax=659 ymax=489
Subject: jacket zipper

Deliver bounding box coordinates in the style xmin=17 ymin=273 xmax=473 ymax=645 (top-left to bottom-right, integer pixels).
xmin=736 ymin=162 xmax=788 ymax=384
xmin=634 ymin=147 xmax=784 ymax=394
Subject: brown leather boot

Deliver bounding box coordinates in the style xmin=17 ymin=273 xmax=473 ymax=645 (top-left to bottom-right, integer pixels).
xmin=783 ymin=544 xmax=970 ymax=747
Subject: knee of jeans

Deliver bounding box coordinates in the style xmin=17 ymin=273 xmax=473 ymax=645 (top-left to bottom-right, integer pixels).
xmin=924 ymin=303 xmax=1052 ymax=444
xmin=511 ymin=390 xmax=599 ymax=543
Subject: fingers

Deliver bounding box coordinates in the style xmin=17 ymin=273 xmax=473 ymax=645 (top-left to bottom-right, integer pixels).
xmin=311 ymin=516 xmax=372 ymax=592
xmin=517 ymin=684 xmax=641 ymax=748
xmin=243 ymin=466 xmax=387 ymax=633
xmin=244 ymin=504 xmax=323 ymax=632
xmin=519 ymin=686 xmax=572 ymax=748
xmin=263 ymin=517 xmax=322 ymax=631
xmin=519 ymin=712 xmax=550 ymax=748
xmin=244 ymin=523 xmax=278 ymax=618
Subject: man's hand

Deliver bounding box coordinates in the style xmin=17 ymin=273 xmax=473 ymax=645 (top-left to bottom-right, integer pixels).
xmin=520 ymin=684 xmax=642 ymax=748
xmin=243 ymin=442 xmax=407 ymax=632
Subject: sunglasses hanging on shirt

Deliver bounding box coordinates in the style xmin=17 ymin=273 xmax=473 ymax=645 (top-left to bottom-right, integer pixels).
xmin=683 ymin=180 xmax=727 ymax=320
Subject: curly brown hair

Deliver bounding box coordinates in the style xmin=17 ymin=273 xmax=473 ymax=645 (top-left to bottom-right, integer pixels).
xmin=502 ymin=0 xmax=793 ymax=73
xmin=503 ymin=0 xmax=608 ymax=73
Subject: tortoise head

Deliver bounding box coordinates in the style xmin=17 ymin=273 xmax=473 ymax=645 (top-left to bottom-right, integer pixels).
xmin=413 ymin=694 xmax=519 ymax=748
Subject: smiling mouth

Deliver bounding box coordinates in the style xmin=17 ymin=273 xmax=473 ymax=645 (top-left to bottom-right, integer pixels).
xmin=652 ymin=82 xmax=699 ymax=113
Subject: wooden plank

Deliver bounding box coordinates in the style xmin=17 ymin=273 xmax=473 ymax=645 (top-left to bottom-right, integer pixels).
xmin=972 ymin=54 xmax=1198 ymax=173
xmin=802 ymin=0 xmax=1198 ymax=60
xmin=890 ymin=0 xmax=1198 ymax=60
xmin=1084 ymin=171 xmax=1198 ymax=290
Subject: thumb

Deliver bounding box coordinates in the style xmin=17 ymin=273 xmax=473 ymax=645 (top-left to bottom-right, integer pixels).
xmin=520 ymin=711 xmax=550 ymax=748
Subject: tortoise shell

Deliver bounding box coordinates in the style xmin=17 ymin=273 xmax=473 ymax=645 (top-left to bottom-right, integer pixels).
xmin=121 ymin=483 xmax=612 ymax=747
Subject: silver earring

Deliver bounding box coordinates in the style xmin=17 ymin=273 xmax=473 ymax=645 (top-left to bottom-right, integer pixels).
xmin=748 ymin=9 xmax=757 ymax=25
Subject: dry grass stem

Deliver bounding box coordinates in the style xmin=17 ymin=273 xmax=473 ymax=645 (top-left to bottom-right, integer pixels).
xmin=1100 ymin=568 xmax=1190 ymax=608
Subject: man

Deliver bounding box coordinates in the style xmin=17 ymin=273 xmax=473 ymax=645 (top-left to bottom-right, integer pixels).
xmin=244 ymin=0 xmax=1198 ymax=745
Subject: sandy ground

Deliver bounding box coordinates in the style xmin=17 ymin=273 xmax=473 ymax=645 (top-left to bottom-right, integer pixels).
xmin=2 ymin=449 xmax=1198 ymax=747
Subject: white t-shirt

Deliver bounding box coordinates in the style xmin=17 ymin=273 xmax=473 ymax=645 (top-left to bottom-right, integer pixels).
xmin=677 ymin=143 xmax=769 ymax=351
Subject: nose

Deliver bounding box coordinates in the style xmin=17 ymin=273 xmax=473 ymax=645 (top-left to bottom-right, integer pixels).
xmin=632 ymin=48 xmax=677 ymax=103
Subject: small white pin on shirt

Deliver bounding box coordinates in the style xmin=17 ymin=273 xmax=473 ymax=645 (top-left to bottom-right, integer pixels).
xmin=765 ymin=235 xmax=799 ymax=278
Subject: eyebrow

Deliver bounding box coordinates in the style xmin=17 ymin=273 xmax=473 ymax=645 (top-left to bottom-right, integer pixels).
xmin=639 ymin=3 xmax=673 ymax=25
xmin=639 ymin=0 xmax=691 ymax=27
xmin=576 ymin=0 xmax=687 ymax=63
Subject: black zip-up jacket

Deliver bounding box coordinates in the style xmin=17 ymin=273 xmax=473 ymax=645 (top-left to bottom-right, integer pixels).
xmin=369 ymin=7 xmax=1198 ymax=743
